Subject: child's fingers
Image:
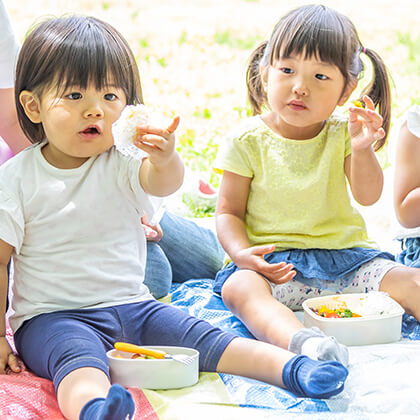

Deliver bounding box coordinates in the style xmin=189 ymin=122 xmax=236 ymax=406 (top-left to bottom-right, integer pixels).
xmin=136 ymin=134 xmax=166 ymax=148
xmin=270 ymin=270 xmax=296 ymax=285
xmin=362 ymin=95 xmax=375 ymax=110
xmin=271 ymin=262 xmax=294 ymax=275
xmin=136 ymin=116 xmax=180 ymax=138
xmin=348 ymin=108 xmax=360 ymax=123
xmin=8 ymin=353 xmax=20 ymax=373
xmin=373 ymin=127 xmax=385 ymax=141
xmin=263 ymin=268 xmax=296 ymax=284
xmin=256 ymin=259 xmax=295 ymax=282
xmin=269 ymin=263 xmax=295 ymax=282
xmin=349 ymin=107 xmax=383 ymax=129
xmin=0 ymin=359 xmax=6 ymax=374
xmin=166 ymin=115 xmax=180 ymax=134
xmin=365 ymin=109 xmax=383 ymax=126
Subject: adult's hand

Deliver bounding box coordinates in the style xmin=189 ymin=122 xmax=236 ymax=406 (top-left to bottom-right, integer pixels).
xmin=141 ymin=215 xmax=163 ymax=242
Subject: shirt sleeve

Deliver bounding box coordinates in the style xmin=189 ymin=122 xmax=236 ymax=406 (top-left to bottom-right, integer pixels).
xmin=407 ymin=105 xmax=420 ymax=138
xmin=0 ymin=188 xmax=24 ymax=253
xmin=213 ymin=131 xmax=254 ymax=178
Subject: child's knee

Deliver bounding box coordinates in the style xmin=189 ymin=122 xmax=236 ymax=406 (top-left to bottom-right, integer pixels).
xmin=221 ymin=270 xmax=269 ymax=309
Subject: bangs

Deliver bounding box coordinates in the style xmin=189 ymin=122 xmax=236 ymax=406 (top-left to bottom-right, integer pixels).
xmin=52 ymin=22 xmax=130 ymax=93
xmin=24 ymin=16 xmax=142 ymax=104
xmin=270 ymin=5 xmax=353 ymax=71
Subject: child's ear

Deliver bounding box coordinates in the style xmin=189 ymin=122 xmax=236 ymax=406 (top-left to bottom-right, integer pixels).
xmin=19 ymin=90 xmax=42 ymax=123
xmin=338 ymin=78 xmax=358 ymax=106
xmin=260 ymin=64 xmax=269 ymax=92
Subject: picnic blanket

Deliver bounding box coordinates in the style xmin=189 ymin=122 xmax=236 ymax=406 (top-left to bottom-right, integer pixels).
xmin=1 ymin=278 xmax=420 ymax=419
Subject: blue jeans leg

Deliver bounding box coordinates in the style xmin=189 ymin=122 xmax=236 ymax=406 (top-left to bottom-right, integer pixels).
xmin=158 ymin=212 xmax=225 ymax=283
xmin=144 ymin=241 xmax=172 ymax=299
xmin=397 ymin=237 xmax=420 ymax=268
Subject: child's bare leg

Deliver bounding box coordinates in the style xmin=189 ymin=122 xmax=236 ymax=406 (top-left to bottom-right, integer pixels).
xmin=222 ymin=269 xmax=348 ymax=365
xmin=57 ymin=367 xmax=134 ymax=420
xmin=379 ymin=266 xmax=420 ymax=320
xmin=222 ymin=269 xmax=303 ymax=347
xmin=216 ymin=334 xmax=290 ymax=386
xmin=216 ymin=336 xmax=348 ymax=398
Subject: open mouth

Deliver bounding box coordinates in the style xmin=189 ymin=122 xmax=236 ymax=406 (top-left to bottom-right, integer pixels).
xmin=81 ymin=126 xmax=101 ymax=135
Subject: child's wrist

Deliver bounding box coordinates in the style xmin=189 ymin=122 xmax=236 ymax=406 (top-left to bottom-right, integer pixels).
xmin=351 ymin=143 xmax=375 ymax=155
xmin=147 ymin=153 xmax=173 ymax=170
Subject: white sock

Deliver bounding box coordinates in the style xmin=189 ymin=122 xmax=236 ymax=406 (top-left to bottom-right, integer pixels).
xmin=289 ymin=327 xmax=349 ymax=367
xmin=300 ymin=336 xmax=323 ymax=359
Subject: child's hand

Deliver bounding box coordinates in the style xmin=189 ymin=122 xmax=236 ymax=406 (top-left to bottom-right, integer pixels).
xmin=0 ymin=336 xmax=20 ymax=374
xmin=234 ymin=245 xmax=296 ymax=284
xmin=348 ymin=95 xmax=385 ymax=152
xmin=134 ymin=116 xmax=180 ymax=167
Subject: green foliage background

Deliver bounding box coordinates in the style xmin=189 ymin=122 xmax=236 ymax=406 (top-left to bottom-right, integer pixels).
xmin=8 ymin=0 xmax=420 ymax=218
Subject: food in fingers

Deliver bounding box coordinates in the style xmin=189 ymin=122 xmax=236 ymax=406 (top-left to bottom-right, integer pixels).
xmin=112 ymin=104 xmax=150 ymax=148
xmin=112 ymin=105 xmax=167 ymax=148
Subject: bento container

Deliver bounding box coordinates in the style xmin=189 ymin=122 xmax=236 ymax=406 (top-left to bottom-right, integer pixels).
xmin=107 ymin=346 xmax=199 ymax=389
xmin=302 ymin=293 xmax=404 ymax=346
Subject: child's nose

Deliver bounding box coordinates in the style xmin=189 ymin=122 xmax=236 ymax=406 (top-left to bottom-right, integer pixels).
xmin=292 ymin=82 xmax=309 ymax=97
xmin=84 ymin=106 xmax=104 ymax=118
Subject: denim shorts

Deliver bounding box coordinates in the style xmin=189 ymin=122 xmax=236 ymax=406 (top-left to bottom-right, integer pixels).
xmin=14 ymin=299 xmax=236 ymax=391
xmin=214 ymin=247 xmax=395 ymax=294
xmin=397 ymin=237 xmax=420 ymax=268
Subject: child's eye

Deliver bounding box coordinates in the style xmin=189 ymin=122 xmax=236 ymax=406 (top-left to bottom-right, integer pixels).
xmin=104 ymin=93 xmax=117 ymax=101
xmin=280 ymin=67 xmax=294 ymax=74
xmin=315 ymin=74 xmax=328 ymax=80
xmin=66 ymin=92 xmax=82 ymax=100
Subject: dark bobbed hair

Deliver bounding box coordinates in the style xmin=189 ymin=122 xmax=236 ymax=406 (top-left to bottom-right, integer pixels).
xmin=246 ymin=4 xmax=391 ymax=150
xmin=15 ymin=15 xmax=144 ymax=144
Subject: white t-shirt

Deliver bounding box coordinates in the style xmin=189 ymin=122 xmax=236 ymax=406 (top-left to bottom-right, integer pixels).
xmin=0 ymin=1 xmax=20 ymax=88
xmin=0 ymin=143 xmax=155 ymax=332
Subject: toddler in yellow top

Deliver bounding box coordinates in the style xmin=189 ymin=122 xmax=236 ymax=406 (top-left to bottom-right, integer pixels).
xmin=214 ymin=4 xmax=420 ymax=366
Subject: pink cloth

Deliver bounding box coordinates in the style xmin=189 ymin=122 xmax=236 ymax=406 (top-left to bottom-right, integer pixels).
xmin=1 ymin=325 xmax=159 ymax=419
xmin=0 ymin=136 xmax=14 ymax=164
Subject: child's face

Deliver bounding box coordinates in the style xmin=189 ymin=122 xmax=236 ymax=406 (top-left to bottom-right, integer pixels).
xmin=23 ymin=83 xmax=127 ymax=168
xmin=261 ymin=53 xmax=354 ymax=139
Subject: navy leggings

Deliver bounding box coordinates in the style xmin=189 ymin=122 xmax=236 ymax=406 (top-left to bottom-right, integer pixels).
xmin=14 ymin=300 xmax=236 ymax=391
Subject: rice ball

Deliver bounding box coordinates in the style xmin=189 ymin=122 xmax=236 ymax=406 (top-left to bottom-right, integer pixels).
xmin=112 ymin=104 xmax=150 ymax=148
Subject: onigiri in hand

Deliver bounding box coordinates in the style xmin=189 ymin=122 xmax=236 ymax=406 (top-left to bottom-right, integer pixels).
xmin=112 ymin=104 xmax=150 ymax=148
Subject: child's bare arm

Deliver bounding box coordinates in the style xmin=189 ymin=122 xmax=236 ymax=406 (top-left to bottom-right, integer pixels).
xmin=394 ymin=122 xmax=420 ymax=228
xmin=345 ymin=95 xmax=384 ymax=205
xmin=216 ymin=171 xmax=295 ymax=284
xmin=216 ymin=171 xmax=252 ymax=258
xmin=0 ymin=239 xmax=20 ymax=374
xmin=138 ymin=116 xmax=184 ymax=196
